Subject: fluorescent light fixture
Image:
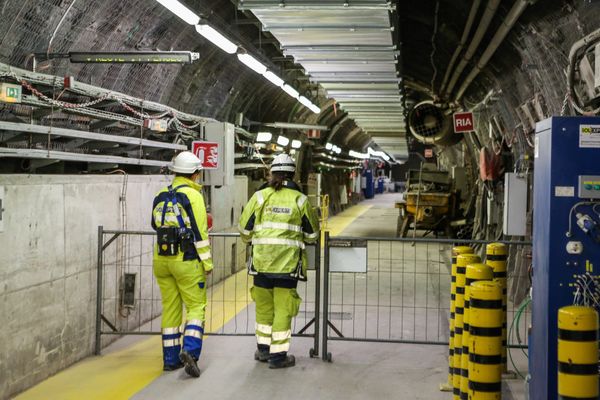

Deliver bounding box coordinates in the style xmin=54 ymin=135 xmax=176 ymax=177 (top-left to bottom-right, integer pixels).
xmin=277 ymin=136 xmax=290 ymax=146
xmin=237 ymin=53 xmax=267 ymax=74
xmin=298 ymin=96 xmax=312 ymax=109
xmin=308 ymin=103 xmax=321 ymax=114
xmin=155 ymin=0 xmax=200 ymax=25
xmin=291 ymin=139 xmax=302 ymax=149
xmin=195 ymin=24 xmax=237 ymax=54
xmin=282 ymin=84 xmax=299 ymax=99
xmin=325 ymin=143 xmax=333 ymax=150
xmin=333 ymin=146 xmax=342 ymax=154
xmin=256 ymin=132 xmax=272 ymax=142
xmin=349 ymin=150 xmax=369 ymax=159
xmin=263 ymin=71 xmax=284 ymax=87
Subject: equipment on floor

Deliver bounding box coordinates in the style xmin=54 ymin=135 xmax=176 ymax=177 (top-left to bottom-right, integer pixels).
xmin=531 ymin=116 xmax=600 ymax=399
xmin=397 ymin=168 xmax=457 ymax=237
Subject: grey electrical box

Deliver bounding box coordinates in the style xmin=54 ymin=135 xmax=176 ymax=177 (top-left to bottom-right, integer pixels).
xmin=503 ymin=173 xmax=527 ymax=236
xmin=202 ymin=122 xmax=235 ymax=186
xmin=121 ymin=273 xmax=136 ymax=308
xmin=578 ymin=175 xmax=600 ymax=199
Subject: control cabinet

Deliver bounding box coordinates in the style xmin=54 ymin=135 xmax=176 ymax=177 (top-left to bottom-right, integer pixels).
xmin=531 ymin=116 xmax=600 ymax=399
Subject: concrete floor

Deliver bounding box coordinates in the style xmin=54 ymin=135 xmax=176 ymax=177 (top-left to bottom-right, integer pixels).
xmin=131 ymin=191 xmax=528 ymax=400
xmin=16 ymin=191 xmax=529 ymax=399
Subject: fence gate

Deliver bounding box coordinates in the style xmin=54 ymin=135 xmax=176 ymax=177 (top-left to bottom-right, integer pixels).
xmin=95 ymin=227 xmax=320 ymax=358
xmin=321 ymin=232 xmax=531 ymax=362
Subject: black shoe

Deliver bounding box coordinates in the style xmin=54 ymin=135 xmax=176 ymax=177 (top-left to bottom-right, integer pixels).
xmin=254 ymin=350 xmax=269 ymax=362
xmin=269 ymin=355 xmax=295 ymax=369
xmin=163 ymin=362 xmax=184 ymax=371
xmin=179 ymin=351 xmax=200 ymax=378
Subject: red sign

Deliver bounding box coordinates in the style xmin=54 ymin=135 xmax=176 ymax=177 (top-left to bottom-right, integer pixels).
xmin=191 ymin=141 xmax=219 ymax=169
xmin=424 ymin=148 xmax=433 ymax=158
xmin=453 ymin=112 xmax=474 ymax=133
xmin=307 ymin=129 xmax=321 ymax=139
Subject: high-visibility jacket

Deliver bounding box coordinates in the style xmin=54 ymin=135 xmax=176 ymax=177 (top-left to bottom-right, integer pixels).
xmin=151 ymin=176 xmax=213 ymax=272
xmin=238 ymin=181 xmax=319 ymax=279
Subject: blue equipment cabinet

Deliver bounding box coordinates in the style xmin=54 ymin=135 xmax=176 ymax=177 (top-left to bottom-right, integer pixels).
xmin=364 ymin=169 xmax=374 ymax=199
xmin=531 ymin=116 xmax=600 ymax=400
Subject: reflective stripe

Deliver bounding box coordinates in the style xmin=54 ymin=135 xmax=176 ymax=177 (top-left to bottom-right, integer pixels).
xmin=238 ymin=225 xmax=251 ymax=235
xmin=272 ymin=330 xmax=291 ymax=341
xmin=195 ymin=240 xmax=210 ymax=249
xmin=297 ymin=195 xmax=307 ymax=208
xmin=187 ymin=319 xmax=204 ymax=328
xmin=255 ymin=222 xmax=302 ymax=233
xmin=184 ymin=329 xmax=203 ymax=339
xmin=256 ymin=191 xmax=264 ymax=205
xmin=160 ymin=215 xmax=191 ymax=225
xmin=256 ymin=323 xmax=273 ymax=334
xmin=198 ymin=251 xmax=212 ymax=261
xmin=163 ymin=339 xmax=180 ymax=347
xmin=270 ymin=343 xmax=290 ymax=353
xmin=252 ymin=238 xmax=305 ymax=249
xmin=304 ymin=232 xmax=318 ymax=240
xmin=162 ymin=327 xmax=180 ymax=335
xmin=257 ymin=335 xmax=272 ymax=345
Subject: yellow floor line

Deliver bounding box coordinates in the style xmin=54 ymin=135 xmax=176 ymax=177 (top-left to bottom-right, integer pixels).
xmin=325 ymin=204 xmax=372 ymax=236
xmin=15 ymin=269 xmax=252 ymax=400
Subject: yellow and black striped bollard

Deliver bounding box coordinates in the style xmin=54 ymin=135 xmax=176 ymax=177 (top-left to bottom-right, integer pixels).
xmin=468 ymin=280 xmax=503 ymax=400
xmin=460 ymin=263 xmax=493 ymax=400
xmin=486 ymin=243 xmax=508 ymax=370
xmin=453 ymin=253 xmax=481 ymax=400
xmin=558 ymin=306 xmax=599 ymax=400
xmin=441 ymin=246 xmax=474 ymax=392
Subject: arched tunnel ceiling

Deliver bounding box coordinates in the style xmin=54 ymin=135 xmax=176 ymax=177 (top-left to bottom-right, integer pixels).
xmin=1 ymin=0 xmax=599 ymax=167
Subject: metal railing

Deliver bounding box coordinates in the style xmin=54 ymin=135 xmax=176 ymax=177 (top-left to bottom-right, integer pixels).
xmin=95 ymin=227 xmax=320 ymax=357
xmin=321 ymin=233 xmax=532 ymax=362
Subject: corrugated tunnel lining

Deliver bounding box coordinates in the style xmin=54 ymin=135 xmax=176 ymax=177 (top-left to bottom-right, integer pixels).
xmin=238 ymin=0 xmax=407 ymax=159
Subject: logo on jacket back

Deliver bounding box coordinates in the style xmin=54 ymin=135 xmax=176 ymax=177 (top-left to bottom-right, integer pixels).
xmin=265 ymin=206 xmax=292 ymax=215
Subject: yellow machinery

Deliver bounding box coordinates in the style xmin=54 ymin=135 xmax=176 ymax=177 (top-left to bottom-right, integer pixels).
xmin=397 ymin=169 xmax=456 ymax=237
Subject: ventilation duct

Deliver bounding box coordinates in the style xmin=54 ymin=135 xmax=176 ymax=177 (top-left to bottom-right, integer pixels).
xmin=407 ymin=101 xmax=461 ymax=146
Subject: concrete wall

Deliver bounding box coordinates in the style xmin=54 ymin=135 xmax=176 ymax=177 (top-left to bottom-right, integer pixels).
xmin=0 ymin=173 xmax=250 ymax=399
xmin=0 ymin=174 xmax=170 ymax=399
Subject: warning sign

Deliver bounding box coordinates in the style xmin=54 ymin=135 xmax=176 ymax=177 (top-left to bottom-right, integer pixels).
xmin=453 ymin=112 xmax=474 ymax=133
xmin=191 ymin=141 xmax=219 ymax=169
xmin=579 ymin=125 xmax=600 ymax=148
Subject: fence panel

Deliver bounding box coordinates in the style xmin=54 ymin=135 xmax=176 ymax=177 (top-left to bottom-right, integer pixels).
xmin=321 ymin=234 xmax=531 ymax=361
xmin=95 ymin=228 xmax=320 ymax=357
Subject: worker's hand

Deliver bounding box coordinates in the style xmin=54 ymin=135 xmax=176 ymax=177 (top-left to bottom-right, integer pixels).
xmin=205 ymin=269 xmax=212 ymax=275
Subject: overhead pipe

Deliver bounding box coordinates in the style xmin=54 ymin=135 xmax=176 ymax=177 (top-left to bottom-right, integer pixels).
xmin=567 ymin=27 xmax=600 ymax=115
xmin=454 ymin=0 xmax=531 ymax=102
xmin=439 ymin=0 xmax=482 ymax=96
xmin=444 ymin=0 xmax=501 ymax=97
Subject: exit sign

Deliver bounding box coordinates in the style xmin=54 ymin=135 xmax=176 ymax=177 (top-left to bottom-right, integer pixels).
xmin=453 ymin=112 xmax=474 ymax=133
xmin=0 ymin=83 xmax=22 ymax=103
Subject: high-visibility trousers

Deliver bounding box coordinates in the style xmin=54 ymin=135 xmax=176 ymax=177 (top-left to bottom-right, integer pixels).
xmin=154 ymin=256 xmax=207 ymax=367
xmin=251 ymin=275 xmax=301 ymax=357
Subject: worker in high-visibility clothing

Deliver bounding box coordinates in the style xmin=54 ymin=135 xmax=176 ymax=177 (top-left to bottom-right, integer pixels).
xmin=151 ymin=151 xmax=213 ymax=378
xmin=238 ymin=153 xmax=320 ymax=368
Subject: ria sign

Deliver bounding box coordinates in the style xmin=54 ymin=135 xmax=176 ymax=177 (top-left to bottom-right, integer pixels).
xmin=453 ymin=112 xmax=474 ymax=133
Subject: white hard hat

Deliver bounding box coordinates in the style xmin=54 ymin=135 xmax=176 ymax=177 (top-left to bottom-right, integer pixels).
xmin=169 ymin=151 xmax=202 ymax=174
xmin=271 ymin=153 xmax=296 ymax=173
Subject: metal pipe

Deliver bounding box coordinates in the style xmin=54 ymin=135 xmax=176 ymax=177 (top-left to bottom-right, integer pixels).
xmin=322 ymin=231 xmax=331 ymax=362
xmin=439 ymin=0 xmax=482 ymax=95
xmin=445 ymin=0 xmax=501 ymax=97
xmin=567 ymin=27 xmax=600 ymax=115
xmin=95 ymin=226 xmax=104 ymax=355
xmin=455 ymin=0 xmax=530 ymax=102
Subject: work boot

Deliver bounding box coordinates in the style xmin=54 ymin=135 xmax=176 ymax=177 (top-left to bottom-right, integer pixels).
xmin=163 ymin=362 xmax=184 ymax=371
xmin=179 ymin=350 xmax=200 ymax=378
xmin=254 ymin=349 xmax=269 ymax=362
xmin=268 ymin=354 xmax=295 ymax=369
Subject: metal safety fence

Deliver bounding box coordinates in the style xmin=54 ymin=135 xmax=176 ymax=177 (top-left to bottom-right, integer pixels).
xmin=321 ymin=233 xmax=532 ymax=362
xmin=95 ymin=227 xmax=320 ymax=357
